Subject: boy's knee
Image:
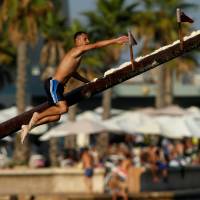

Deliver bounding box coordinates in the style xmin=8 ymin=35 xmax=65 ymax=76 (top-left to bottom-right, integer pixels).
xmin=59 ymin=105 xmax=68 ymax=114
xmin=55 ymin=115 xmax=61 ymax=121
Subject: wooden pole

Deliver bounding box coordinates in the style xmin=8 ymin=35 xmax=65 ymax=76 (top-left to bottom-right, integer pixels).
xmin=178 ymin=22 xmax=183 ymax=50
xmin=128 ymin=31 xmax=137 ymax=70
xmin=1 ymin=31 xmax=200 ymax=138
xmin=129 ymin=45 xmax=135 ymax=70
xmin=177 ymin=8 xmax=183 ymax=50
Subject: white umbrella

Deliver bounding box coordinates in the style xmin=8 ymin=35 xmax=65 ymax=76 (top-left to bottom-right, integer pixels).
xmin=156 ymin=105 xmax=187 ymax=116
xmin=39 ymin=123 xmax=70 ymax=141
xmin=155 ymin=116 xmax=192 ymax=138
xmin=77 ymin=111 xmax=101 ymax=121
xmin=100 ymin=111 xmax=160 ymax=134
xmin=40 ymin=118 xmax=107 ymax=141
xmin=184 ymin=115 xmax=200 ymax=138
xmin=64 ymin=118 xmax=107 ymax=134
xmin=186 ymin=106 xmax=200 ymax=117
xmin=97 ymin=111 xmax=139 ymax=133
xmin=139 ymin=107 xmax=157 ymax=115
xmin=95 ymin=107 xmax=123 ymax=116
xmin=1 ymin=136 xmax=13 ymax=142
xmin=30 ymin=124 xmax=48 ymax=135
xmin=0 ymin=106 xmax=33 ymax=123
xmin=135 ymin=114 xmax=161 ymax=135
xmin=0 ymin=107 xmax=17 ymax=122
xmin=78 ymin=110 xmax=123 ymax=132
xmin=102 ymin=118 xmax=124 ymax=132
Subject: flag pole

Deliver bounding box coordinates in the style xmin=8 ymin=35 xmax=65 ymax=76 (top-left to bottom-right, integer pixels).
xmin=128 ymin=31 xmax=135 ymax=70
xmin=177 ymin=8 xmax=183 ymax=50
xmin=129 ymin=43 xmax=135 ymax=70
xmin=128 ymin=30 xmax=137 ymax=70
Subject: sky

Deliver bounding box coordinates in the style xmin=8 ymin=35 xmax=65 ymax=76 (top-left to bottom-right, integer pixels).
xmin=68 ymin=0 xmax=96 ymax=22
xmin=68 ymin=0 xmax=200 ymax=28
xmin=67 ymin=0 xmax=200 ymax=63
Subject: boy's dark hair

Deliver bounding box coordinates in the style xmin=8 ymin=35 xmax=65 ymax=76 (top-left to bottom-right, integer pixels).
xmin=74 ymin=31 xmax=88 ymax=41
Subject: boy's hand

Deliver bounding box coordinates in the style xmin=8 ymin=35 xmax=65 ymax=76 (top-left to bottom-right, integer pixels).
xmin=116 ymin=36 xmax=129 ymax=44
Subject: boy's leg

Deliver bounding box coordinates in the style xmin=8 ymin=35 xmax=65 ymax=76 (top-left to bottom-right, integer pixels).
xmin=20 ymin=101 xmax=68 ymax=144
xmin=29 ymin=101 xmax=68 ymax=129
xmin=35 ymin=115 xmax=61 ymax=126
xmin=20 ymin=115 xmax=61 ymax=144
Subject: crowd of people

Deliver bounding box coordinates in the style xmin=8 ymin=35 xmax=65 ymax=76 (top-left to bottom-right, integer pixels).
xmin=0 ymin=134 xmax=200 ymax=199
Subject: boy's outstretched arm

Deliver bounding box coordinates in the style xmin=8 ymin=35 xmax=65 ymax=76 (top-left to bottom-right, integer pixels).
xmin=78 ymin=35 xmax=128 ymax=55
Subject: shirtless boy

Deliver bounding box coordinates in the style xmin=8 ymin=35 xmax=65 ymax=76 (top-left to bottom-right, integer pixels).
xmin=20 ymin=31 xmax=128 ymax=143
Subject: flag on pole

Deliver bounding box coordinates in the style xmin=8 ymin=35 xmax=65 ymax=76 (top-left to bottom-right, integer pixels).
xmin=180 ymin=11 xmax=194 ymax=23
xmin=128 ymin=31 xmax=137 ymax=46
xmin=176 ymin=8 xmax=194 ymax=50
xmin=128 ymin=31 xmax=137 ymax=70
xmin=177 ymin=8 xmax=194 ymax=23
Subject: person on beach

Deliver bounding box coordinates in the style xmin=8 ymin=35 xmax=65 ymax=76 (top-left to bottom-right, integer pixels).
xmin=20 ymin=31 xmax=128 ymax=143
xmin=81 ymin=147 xmax=94 ymax=193
xmin=108 ymin=153 xmax=132 ymax=200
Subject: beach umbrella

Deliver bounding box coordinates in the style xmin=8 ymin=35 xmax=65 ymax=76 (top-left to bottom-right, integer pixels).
xmin=29 ymin=124 xmax=48 ymax=135
xmin=77 ymin=111 xmax=101 ymax=121
xmin=40 ymin=118 xmax=107 ymax=141
xmin=156 ymin=105 xmax=187 ymax=116
xmin=135 ymin=114 xmax=161 ymax=135
xmin=155 ymin=116 xmax=192 ymax=138
xmin=184 ymin=115 xmax=200 ymax=138
xmin=105 ymin=111 xmax=160 ymax=135
xmin=78 ymin=110 xmax=124 ymax=132
xmin=94 ymin=107 xmax=123 ymax=116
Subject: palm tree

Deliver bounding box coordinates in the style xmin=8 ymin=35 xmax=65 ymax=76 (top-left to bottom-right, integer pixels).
xmin=138 ymin=0 xmax=197 ymax=108
xmin=83 ymin=0 xmax=139 ymax=158
xmin=0 ymin=31 xmax=16 ymax=89
xmin=39 ymin=3 xmax=67 ymax=80
xmin=0 ymin=0 xmax=54 ymax=164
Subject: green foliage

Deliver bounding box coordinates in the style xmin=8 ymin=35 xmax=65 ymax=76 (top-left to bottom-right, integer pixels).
xmin=139 ymin=0 xmax=196 ymax=44
xmin=138 ymin=0 xmax=198 ymax=87
xmin=41 ymin=12 xmax=67 ymax=41
xmin=82 ymin=0 xmax=139 ymax=71
xmin=63 ymin=20 xmax=85 ymax=49
xmin=84 ymin=0 xmax=138 ymax=40
xmin=0 ymin=0 xmax=54 ymax=45
xmin=0 ymin=0 xmax=59 ymax=90
xmin=0 ymin=29 xmax=16 ymax=88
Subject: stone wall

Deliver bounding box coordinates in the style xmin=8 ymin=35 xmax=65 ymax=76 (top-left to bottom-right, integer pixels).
xmin=0 ymin=168 xmax=104 ymax=195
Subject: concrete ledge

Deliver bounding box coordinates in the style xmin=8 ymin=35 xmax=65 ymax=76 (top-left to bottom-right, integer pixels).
xmin=0 ymin=168 xmax=105 ymax=195
xmin=2 ymin=189 xmax=200 ymax=200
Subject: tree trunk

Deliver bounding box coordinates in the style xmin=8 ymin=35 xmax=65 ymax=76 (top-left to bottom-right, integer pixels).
xmin=16 ymin=41 xmax=27 ymax=113
xmin=96 ymin=89 xmax=112 ymax=159
xmin=13 ymin=40 xmax=29 ymax=164
xmin=64 ymin=105 xmax=77 ymax=149
xmin=163 ymin=67 xmax=173 ymax=106
xmin=49 ymin=137 xmax=59 ymax=167
xmin=155 ymin=66 xmax=165 ymax=108
xmin=155 ymin=65 xmax=174 ymax=108
xmin=102 ymin=89 xmax=112 ymax=120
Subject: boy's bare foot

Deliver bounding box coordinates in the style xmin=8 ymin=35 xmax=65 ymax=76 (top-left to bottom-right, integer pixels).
xmin=29 ymin=112 xmax=39 ymax=129
xmin=20 ymin=125 xmax=29 ymax=144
